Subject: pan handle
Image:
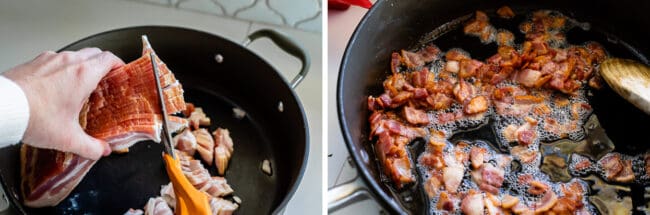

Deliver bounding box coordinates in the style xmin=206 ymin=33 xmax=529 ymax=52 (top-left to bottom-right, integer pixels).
xmin=242 ymin=29 xmax=311 ymax=89
xmin=327 ymin=176 xmax=375 ymax=212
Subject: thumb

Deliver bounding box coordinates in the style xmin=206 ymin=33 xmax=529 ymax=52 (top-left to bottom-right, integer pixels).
xmin=67 ymin=126 xmax=112 ymax=160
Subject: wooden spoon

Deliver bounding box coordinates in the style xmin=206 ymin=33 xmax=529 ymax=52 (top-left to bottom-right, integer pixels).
xmin=599 ymin=58 xmax=650 ymax=115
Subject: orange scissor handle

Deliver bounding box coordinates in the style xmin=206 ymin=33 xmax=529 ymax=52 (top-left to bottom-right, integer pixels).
xmin=163 ymin=154 xmax=212 ymax=215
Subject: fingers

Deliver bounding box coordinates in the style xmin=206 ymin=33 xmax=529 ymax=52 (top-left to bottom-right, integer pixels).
xmin=65 ymin=126 xmax=112 ymax=160
xmin=83 ymin=51 xmax=125 ymax=81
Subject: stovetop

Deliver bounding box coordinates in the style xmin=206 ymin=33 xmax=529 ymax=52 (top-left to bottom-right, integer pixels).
xmin=327 ymin=5 xmax=386 ymax=215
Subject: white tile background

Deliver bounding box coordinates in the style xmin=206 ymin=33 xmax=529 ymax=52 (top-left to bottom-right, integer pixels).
xmin=125 ymin=0 xmax=322 ymax=32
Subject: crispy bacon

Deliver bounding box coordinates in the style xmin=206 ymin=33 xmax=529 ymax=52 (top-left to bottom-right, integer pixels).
xmin=437 ymin=191 xmax=456 ymax=211
xmin=599 ymin=153 xmax=624 ymax=180
xmin=470 ymin=146 xmax=487 ymax=169
xmin=459 ymin=59 xmax=483 ymax=79
xmin=465 ymin=96 xmax=489 ymax=114
xmin=472 ymin=163 xmax=505 ymax=194
xmin=403 ymin=106 xmax=429 ymax=125
xmin=461 ymin=190 xmax=485 ymax=215
xmin=511 ymin=146 xmax=537 ymax=163
xmin=400 ymin=45 xmax=440 ymax=69
xmin=497 ymin=6 xmax=515 ymax=19
xmin=501 ymin=195 xmax=520 ymax=209
xmin=443 ymin=164 xmax=464 ymax=193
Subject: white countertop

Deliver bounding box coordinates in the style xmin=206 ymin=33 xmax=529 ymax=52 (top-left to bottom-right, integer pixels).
xmin=327 ymin=5 xmax=385 ymax=215
xmin=0 ymin=0 xmax=322 ymax=214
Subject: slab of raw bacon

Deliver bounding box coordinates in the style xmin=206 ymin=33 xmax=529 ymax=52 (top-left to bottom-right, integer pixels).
xmin=21 ymin=36 xmax=187 ymax=207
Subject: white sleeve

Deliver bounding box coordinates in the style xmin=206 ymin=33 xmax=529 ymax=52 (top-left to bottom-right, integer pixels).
xmin=0 ymin=75 xmax=30 ymax=147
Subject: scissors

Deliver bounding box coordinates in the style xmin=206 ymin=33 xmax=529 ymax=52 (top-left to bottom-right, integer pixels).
xmin=151 ymin=52 xmax=212 ymax=215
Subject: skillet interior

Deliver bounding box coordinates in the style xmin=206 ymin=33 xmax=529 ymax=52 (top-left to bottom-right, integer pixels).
xmin=0 ymin=26 xmax=308 ymax=214
xmin=338 ymin=0 xmax=650 ymax=214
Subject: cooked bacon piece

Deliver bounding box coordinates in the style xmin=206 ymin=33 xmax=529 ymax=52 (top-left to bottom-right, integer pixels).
xmin=411 ymin=68 xmax=431 ymax=88
xmin=614 ymin=160 xmax=635 ymax=183
xmin=188 ymin=107 xmax=211 ymax=130
xmin=484 ymin=193 xmax=503 ymax=215
xmin=497 ymin=6 xmax=515 ymax=19
xmin=461 ymin=190 xmax=485 ymax=215
xmin=390 ymin=52 xmax=401 ymax=74
xmin=472 ymin=163 xmax=505 ymax=194
xmin=465 ymin=96 xmax=489 ymax=114
xmin=400 ymin=45 xmax=440 ymax=69
xmin=437 ymin=191 xmax=456 ymax=211
xmin=423 ymin=175 xmax=442 ymax=198
xmin=213 ymin=128 xmax=234 ymax=175
xmin=516 ymin=69 xmax=542 ymax=88
xmin=420 ymin=137 xmax=446 ymax=169
xmin=453 ymin=80 xmax=475 ymax=103
xmin=193 ymin=129 xmax=215 ymax=166
xmin=496 ymin=31 xmax=515 ymax=46
xmin=144 ymin=197 xmax=173 ymax=215
xmin=511 ymin=201 xmax=532 ymax=214
xmin=443 ymin=164 xmax=464 ymax=193
xmin=446 ymin=49 xmax=470 ymax=61
xmin=470 ymin=146 xmax=487 ymax=169
xmin=511 ymin=146 xmax=537 ymax=163
xmin=501 ymin=195 xmax=520 ymax=209
xmin=426 ymin=93 xmax=454 ymax=110
xmin=459 ymin=59 xmax=483 ymax=79
xmin=599 ymin=153 xmax=623 ymax=180
xmin=445 ymin=60 xmax=460 ymax=73
xmin=21 ymin=37 xmax=189 ymax=208
xmin=464 ymin=11 xmax=493 ymax=42
xmin=528 ymin=180 xmax=550 ymax=195
xmin=533 ymin=191 xmax=558 ymax=213
xmin=572 ymin=158 xmax=593 ymax=173
xmin=173 ymin=129 xmax=197 ymax=156
xmin=403 ymin=106 xmax=429 ymax=125
xmin=515 ymin=119 xmax=537 ymax=146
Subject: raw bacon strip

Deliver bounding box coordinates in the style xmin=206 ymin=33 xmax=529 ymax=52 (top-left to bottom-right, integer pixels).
xmin=209 ymin=197 xmax=238 ymax=215
xmin=213 ymin=128 xmax=234 ymax=175
xmin=144 ymin=197 xmax=173 ymax=215
xmin=20 ymin=145 xmax=96 ymax=207
xmin=177 ymin=151 xmax=234 ymax=198
xmin=21 ymin=36 xmax=187 ymax=207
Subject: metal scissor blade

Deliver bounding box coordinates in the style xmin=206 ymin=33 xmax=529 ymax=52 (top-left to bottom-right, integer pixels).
xmin=151 ymin=52 xmax=175 ymax=159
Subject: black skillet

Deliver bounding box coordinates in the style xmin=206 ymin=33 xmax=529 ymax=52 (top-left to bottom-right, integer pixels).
xmin=336 ymin=0 xmax=650 ymax=214
xmin=0 ymin=26 xmax=310 ymax=215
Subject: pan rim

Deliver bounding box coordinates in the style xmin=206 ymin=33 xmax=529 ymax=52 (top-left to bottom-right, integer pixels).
xmin=0 ymin=25 xmax=310 ymax=215
xmin=336 ymin=0 xmax=407 ymax=214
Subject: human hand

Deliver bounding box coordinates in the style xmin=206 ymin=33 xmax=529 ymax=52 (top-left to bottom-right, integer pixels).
xmin=4 ymin=48 xmax=124 ymax=160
